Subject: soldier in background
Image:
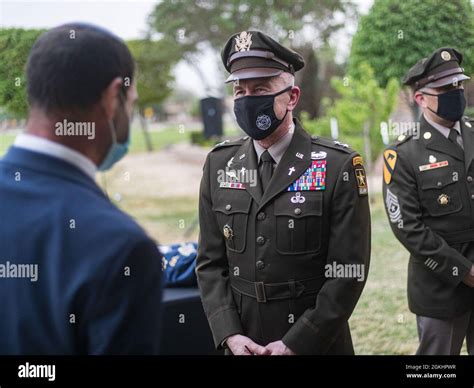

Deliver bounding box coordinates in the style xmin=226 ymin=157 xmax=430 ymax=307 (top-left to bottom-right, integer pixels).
xmin=383 ymin=47 xmax=474 ymax=355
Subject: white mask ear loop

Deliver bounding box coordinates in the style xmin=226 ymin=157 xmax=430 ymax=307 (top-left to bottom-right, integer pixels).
xmin=108 ymin=119 xmax=118 ymax=145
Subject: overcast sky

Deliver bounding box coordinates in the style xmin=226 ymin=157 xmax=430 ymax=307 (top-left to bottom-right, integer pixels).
xmin=0 ymin=0 xmax=374 ymax=96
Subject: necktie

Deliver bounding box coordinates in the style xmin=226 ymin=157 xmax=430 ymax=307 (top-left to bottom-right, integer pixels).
xmin=260 ymin=150 xmax=275 ymax=192
xmin=448 ymin=128 xmax=463 ymax=150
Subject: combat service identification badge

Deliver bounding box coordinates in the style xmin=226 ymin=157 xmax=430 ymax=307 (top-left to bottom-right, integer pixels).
xmin=383 ymin=149 xmax=397 ymax=185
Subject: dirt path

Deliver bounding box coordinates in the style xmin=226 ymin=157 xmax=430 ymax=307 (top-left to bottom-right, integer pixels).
xmin=105 ymin=143 xmax=209 ymax=199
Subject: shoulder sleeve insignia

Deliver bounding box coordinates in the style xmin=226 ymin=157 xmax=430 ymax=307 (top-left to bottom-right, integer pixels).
xmin=354 ymin=166 xmax=368 ymax=196
xmin=352 ymin=155 xmax=364 ymax=166
xmin=383 ymin=149 xmax=397 ymax=185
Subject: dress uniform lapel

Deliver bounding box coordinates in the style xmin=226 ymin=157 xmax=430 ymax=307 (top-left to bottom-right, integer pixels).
xmin=229 ymin=138 xmax=263 ymax=204
xmin=461 ymin=118 xmax=474 ymax=172
xmin=258 ymin=121 xmax=312 ymax=210
xmin=422 ymin=116 xmax=464 ymax=162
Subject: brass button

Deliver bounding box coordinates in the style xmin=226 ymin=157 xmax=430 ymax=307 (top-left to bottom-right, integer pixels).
xmin=223 ymin=225 xmax=233 ymax=240
xmin=468 ymin=176 xmax=473 ymax=183
xmin=256 ymin=236 xmax=265 ymax=245
xmin=225 ymin=204 xmax=232 ymax=211
xmin=257 ymin=212 xmax=266 ymax=221
xmin=294 ymin=208 xmax=302 ymax=215
xmin=437 ymin=194 xmax=449 ymax=206
xmin=256 ymin=260 xmax=265 ymax=270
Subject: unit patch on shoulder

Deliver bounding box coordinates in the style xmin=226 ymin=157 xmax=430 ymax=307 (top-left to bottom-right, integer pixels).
xmin=352 ymin=155 xmax=364 ymax=166
xmin=354 ymin=167 xmax=368 ymax=196
xmin=383 ymin=149 xmax=397 ymax=185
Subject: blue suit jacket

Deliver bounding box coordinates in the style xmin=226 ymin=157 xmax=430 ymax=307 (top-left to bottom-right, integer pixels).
xmin=0 ymin=146 xmax=163 ymax=354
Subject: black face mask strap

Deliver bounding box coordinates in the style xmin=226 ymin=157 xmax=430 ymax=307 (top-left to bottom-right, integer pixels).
xmin=274 ymin=86 xmax=292 ymax=120
xmin=274 ymin=86 xmax=293 ymax=97
xmin=420 ymin=91 xmax=439 ymax=115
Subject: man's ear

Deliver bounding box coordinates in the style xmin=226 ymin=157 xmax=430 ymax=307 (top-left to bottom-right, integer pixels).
xmin=414 ymin=90 xmax=426 ymax=108
xmin=100 ymin=77 xmax=123 ymax=121
xmin=286 ymin=86 xmax=301 ymax=112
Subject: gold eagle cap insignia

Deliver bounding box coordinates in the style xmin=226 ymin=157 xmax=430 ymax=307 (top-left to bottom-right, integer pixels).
xmin=235 ymin=31 xmax=253 ymax=52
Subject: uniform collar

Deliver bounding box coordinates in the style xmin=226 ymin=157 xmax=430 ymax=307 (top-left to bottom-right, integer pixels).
xmin=14 ymin=134 xmax=97 ymax=180
xmin=230 ymin=119 xmax=311 ymax=209
xmin=420 ymin=115 xmax=464 ymax=161
xmin=423 ymin=114 xmax=461 ymax=138
xmin=252 ymin=122 xmax=295 ymax=165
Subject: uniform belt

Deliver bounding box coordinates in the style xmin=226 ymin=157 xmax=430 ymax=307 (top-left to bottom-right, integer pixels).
xmin=439 ymin=228 xmax=474 ymax=245
xmin=230 ymin=275 xmax=325 ymax=303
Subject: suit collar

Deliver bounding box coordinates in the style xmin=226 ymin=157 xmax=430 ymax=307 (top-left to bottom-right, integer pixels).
xmin=14 ymin=134 xmax=97 ymax=180
xmin=1 ymin=146 xmax=105 ymax=197
xmin=421 ymin=115 xmax=464 ymax=161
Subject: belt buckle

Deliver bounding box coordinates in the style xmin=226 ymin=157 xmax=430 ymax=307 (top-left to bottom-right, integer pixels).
xmin=255 ymin=282 xmax=267 ymax=303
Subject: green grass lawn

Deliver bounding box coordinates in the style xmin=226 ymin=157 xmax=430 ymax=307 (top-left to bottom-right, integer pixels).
xmin=0 ymin=133 xmax=16 ymax=155
xmin=350 ymin=194 xmax=419 ymax=354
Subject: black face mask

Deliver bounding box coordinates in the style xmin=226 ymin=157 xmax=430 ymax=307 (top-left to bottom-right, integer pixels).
xmin=234 ymin=86 xmax=292 ymax=140
xmin=422 ymin=88 xmax=466 ymax=122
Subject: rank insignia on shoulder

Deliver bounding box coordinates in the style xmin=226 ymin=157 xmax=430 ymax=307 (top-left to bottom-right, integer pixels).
xmin=334 ymin=140 xmax=349 ymax=148
xmin=419 ymin=160 xmax=449 ymax=172
xmin=355 ymin=167 xmax=368 ymax=196
xmin=383 ymin=149 xmax=397 ymax=185
xmin=288 ymin=160 xmax=326 ymax=191
xmin=215 ymin=140 xmax=229 ymax=147
xmin=386 ymin=188 xmax=402 ymax=225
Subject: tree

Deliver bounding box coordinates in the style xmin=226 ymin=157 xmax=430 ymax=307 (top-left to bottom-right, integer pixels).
xmin=127 ymin=39 xmax=180 ymax=151
xmin=0 ymin=28 xmax=44 ymax=118
xmin=148 ymin=0 xmax=358 ymax=117
xmin=348 ymin=0 xmax=474 ymax=117
xmin=302 ymin=62 xmax=399 ymax=168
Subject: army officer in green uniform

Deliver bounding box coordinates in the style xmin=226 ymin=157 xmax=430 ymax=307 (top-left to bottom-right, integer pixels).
xmin=383 ymin=47 xmax=474 ymax=354
xmin=197 ymin=31 xmax=371 ymax=355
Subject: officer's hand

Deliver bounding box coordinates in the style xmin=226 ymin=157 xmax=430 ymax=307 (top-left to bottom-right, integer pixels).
xmin=462 ymin=265 xmax=474 ymax=287
xmin=265 ymin=340 xmax=296 ymax=355
xmin=226 ymin=334 xmax=270 ymax=355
